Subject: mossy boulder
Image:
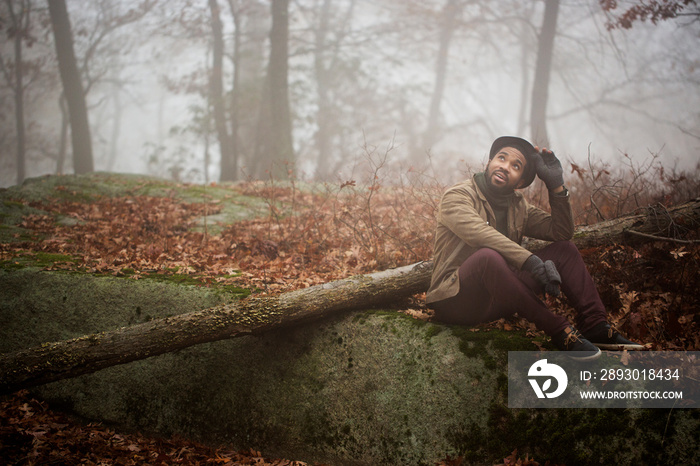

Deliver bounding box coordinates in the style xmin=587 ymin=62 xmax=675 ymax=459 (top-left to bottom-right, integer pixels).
xmin=1 ymin=269 xmax=698 ymax=465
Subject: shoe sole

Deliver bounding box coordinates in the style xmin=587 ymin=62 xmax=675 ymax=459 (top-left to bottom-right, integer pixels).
xmin=566 ymin=348 xmax=602 ymax=362
xmin=593 ymin=343 xmax=645 ymax=351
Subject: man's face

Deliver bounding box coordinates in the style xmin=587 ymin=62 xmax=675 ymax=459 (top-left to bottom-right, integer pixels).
xmin=485 ymin=146 xmax=527 ymax=193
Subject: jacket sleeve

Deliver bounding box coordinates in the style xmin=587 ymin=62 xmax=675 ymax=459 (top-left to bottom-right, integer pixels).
xmin=438 ymin=186 xmax=532 ymax=269
xmin=523 ymin=191 xmax=575 ymax=241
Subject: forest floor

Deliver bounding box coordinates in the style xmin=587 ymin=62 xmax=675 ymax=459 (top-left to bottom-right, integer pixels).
xmin=0 ymin=389 xmax=538 ymax=465
xmin=1 ymin=172 xmax=698 ymax=465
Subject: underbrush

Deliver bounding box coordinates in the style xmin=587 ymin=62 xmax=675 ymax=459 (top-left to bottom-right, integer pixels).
xmin=525 ymin=150 xmax=700 ymax=224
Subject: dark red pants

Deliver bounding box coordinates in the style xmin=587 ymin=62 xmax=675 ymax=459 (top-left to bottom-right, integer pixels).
xmin=430 ymin=241 xmax=607 ymax=336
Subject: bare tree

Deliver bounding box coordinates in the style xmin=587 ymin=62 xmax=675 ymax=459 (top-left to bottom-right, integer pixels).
xmin=2 ymin=0 xmax=30 ymax=184
xmin=422 ymin=0 xmax=462 ymax=157
xmin=226 ymin=0 xmax=268 ymax=181
xmin=72 ymin=0 xmax=159 ymax=174
xmin=529 ymin=0 xmax=559 ymax=147
xmin=312 ymin=0 xmax=336 ymax=180
xmin=222 ymin=0 xmax=242 ymax=182
xmin=208 ymin=0 xmax=235 ymax=182
xmin=252 ymin=0 xmax=294 ymax=179
xmin=47 ymin=0 xmax=94 ymax=174
xmin=299 ymin=0 xmax=392 ymax=180
xmin=0 ymin=0 xmax=56 ymax=184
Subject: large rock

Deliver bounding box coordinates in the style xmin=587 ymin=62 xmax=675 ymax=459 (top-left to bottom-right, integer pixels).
xmin=1 ymin=268 xmax=698 ymax=465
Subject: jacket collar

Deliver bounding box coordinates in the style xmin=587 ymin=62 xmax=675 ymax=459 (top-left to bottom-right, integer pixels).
xmin=471 ymin=173 xmax=523 ymax=204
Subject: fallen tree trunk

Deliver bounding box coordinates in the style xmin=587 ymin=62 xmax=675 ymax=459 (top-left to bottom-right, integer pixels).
xmin=1 ymin=198 xmax=698 ymax=394
xmin=0 ymin=262 xmax=433 ymax=395
xmin=526 ymin=197 xmax=700 ymax=250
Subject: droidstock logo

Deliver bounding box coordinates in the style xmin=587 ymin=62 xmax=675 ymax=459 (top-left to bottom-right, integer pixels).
xmin=528 ymin=359 xmax=568 ymax=399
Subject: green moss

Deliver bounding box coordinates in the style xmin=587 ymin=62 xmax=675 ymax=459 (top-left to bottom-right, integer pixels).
xmin=215 ymin=285 xmax=251 ymax=298
xmin=0 ymin=225 xmax=40 ymax=243
xmin=0 ymin=261 xmax=251 ymax=299
xmin=0 ymin=198 xmax=48 ymax=243
xmin=51 ymin=186 xmax=101 ymax=203
xmin=3 ymin=200 xmax=25 ymax=209
xmin=448 ymin=327 xmax=545 ymax=372
xmin=33 ymin=252 xmax=79 ymax=266
xmin=0 ymin=252 xmax=79 ymax=270
xmin=423 ymin=323 xmax=444 ymax=341
xmin=0 ymin=259 xmax=25 ymax=270
xmin=356 ymin=311 xmax=451 ymax=349
xmin=141 ymin=272 xmax=202 ymax=286
xmin=5 ymin=173 xmax=169 ymax=202
xmin=362 ymin=310 xmax=433 ymax=329
xmin=453 ymin=327 xmax=544 ymax=352
xmin=445 ymin=403 xmax=662 ymax=465
xmin=471 ymin=404 xmax=690 ymax=465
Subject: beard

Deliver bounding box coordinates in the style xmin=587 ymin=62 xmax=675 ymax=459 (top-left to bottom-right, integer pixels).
xmin=485 ymin=166 xmax=517 ymax=195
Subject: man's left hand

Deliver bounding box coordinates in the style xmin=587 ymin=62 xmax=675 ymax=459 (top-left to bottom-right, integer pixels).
xmin=533 ymin=147 xmax=564 ymax=191
xmin=522 ymin=255 xmax=562 ymax=297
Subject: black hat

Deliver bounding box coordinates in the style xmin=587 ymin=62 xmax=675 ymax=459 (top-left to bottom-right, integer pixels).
xmin=489 ymin=136 xmax=537 ymax=188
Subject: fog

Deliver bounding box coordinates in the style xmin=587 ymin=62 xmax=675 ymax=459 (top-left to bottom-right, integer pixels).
xmin=1 ymin=0 xmax=699 ymax=188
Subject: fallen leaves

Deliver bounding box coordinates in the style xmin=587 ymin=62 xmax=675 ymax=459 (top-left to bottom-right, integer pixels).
xmin=0 ymin=391 xmax=319 ymax=465
xmin=565 ymin=241 xmax=700 ymax=351
xmin=3 ymin=180 xmax=439 ymax=299
xmin=440 ymin=448 xmax=563 ymax=466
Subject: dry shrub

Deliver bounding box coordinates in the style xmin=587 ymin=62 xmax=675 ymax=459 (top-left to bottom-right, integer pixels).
xmin=227 ymin=142 xmax=444 ymax=282
xmin=525 ymin=149 xmax=700 ymax=225
xmin=231 ymin=146 xmax=699 ymax=280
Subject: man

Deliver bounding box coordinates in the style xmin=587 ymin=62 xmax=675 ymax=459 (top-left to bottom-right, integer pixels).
xmin=426 ymin=136 xmax=642 ymax=361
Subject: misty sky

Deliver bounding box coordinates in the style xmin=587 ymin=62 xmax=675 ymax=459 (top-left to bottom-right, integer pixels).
xmin=1 ymin=0 xmax=699 ymax=188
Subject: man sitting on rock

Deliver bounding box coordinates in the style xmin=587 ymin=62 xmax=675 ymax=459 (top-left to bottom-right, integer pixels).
xmin=426 ymin=136 xmax=642 ymax=361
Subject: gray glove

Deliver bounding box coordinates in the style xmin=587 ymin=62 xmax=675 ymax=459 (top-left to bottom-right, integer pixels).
xmin=522 ymin=255 xmax=561 ymax=297
xmin=534 ymin=149 xmax=564 ymax=190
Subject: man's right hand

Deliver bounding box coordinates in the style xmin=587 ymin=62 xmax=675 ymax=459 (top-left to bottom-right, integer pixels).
xmin=522 ymin=255 xmax=561 ymax=296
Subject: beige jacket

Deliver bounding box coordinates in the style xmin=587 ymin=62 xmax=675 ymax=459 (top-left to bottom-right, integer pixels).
xmin=426 ymin=175 xmax=574 ymax=305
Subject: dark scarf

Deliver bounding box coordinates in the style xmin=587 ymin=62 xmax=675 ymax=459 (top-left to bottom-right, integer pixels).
xmin=474 ymin=172 xmax=513 ymax=236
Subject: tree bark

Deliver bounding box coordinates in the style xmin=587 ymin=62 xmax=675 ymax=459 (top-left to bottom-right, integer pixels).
xmin=1 ymin=198 xmax=698 ymax=394
xmin=421 ymin=0 xmax=460 ymax=160
xmin=268 ymin=0 xmax=294 ymax=178
xmin=209 ymin=0 xmax=235 ymax=182
xmin=313 ymin=0 xmax=334 ymax=181
xmin=48 ymin=0 xmax=94 ymax=174
xmin=529 ymin=0 xmax=559 ymax=147
xmin=57 ymin=94 xmax=68 ymax=174
xmin=225 ymin=0 xmax=243 ymax=183
xmin=252 ymin=0 xmax=294 ymax=179
xmin=8 ymin=0 xmax=28 ymax=185
xmin=526 ymin=198 xmax=700 ymax=251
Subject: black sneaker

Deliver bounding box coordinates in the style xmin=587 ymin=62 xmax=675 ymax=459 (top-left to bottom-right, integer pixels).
xmin=552 ymin=326 xmax=601 ymax=361
xmin=584 ymin=323 xmax=644 ymax=351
